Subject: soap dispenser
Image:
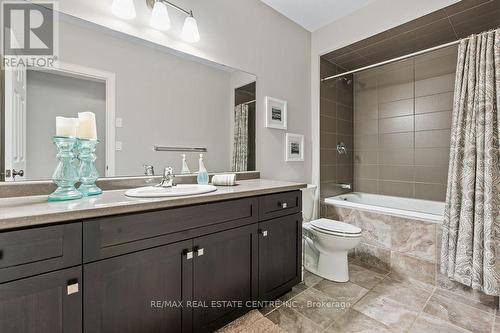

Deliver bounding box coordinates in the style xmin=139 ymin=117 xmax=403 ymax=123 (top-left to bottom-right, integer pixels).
xmin=197 ymin=153 xmax=209 ymax=185
xmin=180 ymin=154 xmax=191 ymax=174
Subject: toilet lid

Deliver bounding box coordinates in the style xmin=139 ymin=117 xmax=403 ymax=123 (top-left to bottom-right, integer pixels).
xmin=310 ymin=218 xmax=361 ymax=235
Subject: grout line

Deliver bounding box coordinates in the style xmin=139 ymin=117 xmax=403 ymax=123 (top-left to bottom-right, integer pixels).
xmin=407 ymin=286 xmax=437 ymax=333
xmin=447 ymin=16 xmax=459 ymax=39
xmin=264 ymin=272 xmax=323 ymax=317
xmin=273 ymin=282 xmax=327 ymax=333
xmin=492 ymin=312 xmax=496 ymax=333
xmin=321 ymin=267 xmax=392 ymax=332
xmin=285 ymin=306 xmax=326 ymax=332
xmin=320 ymin=277 xmax=385 ymax=332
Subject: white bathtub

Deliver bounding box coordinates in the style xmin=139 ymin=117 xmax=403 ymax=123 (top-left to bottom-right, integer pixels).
xmin=324 ymin=192 xmax=445 ymax=223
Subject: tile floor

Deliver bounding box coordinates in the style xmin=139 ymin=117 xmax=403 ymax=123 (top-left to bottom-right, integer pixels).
xmin=261 ymin=263 xmax=499 ymax=333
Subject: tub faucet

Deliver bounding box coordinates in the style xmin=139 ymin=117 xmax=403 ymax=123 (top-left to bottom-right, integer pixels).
xmin=336 ymin=182 xmax=352 ymax=190
xmin=157 ymin=167 xmax=176 ymax=188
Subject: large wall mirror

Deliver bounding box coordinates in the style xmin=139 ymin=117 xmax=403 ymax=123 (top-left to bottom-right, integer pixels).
xmin=1 ymin=8 xmax=256 ymax=182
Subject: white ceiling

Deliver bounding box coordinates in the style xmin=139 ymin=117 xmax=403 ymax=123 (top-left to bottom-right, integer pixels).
xmin=260 ymin=0 xmax=375 ymax=32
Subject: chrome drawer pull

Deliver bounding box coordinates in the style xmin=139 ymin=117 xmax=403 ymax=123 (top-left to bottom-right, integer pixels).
xmin=186 ymin=251 xmax=194 ymax=260
xmin=261 ymin=230 xmax=268 ymax=237
xmin=278 ymin=202 xmax=288 ymax=208
xmin=67 ymin=282 xmax=79 ymax=295
xmin=197 ymin=248 xmax=204 ymax=256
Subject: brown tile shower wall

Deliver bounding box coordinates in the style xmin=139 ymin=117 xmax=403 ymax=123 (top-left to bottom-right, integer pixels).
xmin=319 ymin=59 xmax=354 ymax=199
xmin=353 ymin=46 xmax=457 ymax=201
xmin=323 ymin=204 xmax=499 ymax=311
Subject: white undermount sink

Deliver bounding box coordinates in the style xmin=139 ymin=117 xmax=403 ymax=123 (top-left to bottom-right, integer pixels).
xmin=125 ymin=184 xmax=217 ymax=198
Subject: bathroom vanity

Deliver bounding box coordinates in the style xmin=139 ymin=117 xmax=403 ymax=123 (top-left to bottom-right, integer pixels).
xmin=0 ymin=179 xmax=304 ymax=333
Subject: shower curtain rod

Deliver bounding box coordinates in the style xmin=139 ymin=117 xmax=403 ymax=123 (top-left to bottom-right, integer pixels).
xmin=321 ymin=39 xmax=461 ymax=82
xmin=242 ymin=99 xmax=256 ymax=105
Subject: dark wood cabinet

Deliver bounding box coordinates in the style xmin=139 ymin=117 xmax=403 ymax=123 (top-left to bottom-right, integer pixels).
xmin=0 ymin=266 xmax=82 ymax=333
xmin=258 ymin=213 xmax=302 ymax=301
xmin=192 ymin=224 xmax=259 ymax=332
xmin=0 ymin=223 xmax=81 ymax=283
xmin=83 ymin=240 xmax=192 ymax=333
xmin=0 ymin=190 xmax=303 ymax=333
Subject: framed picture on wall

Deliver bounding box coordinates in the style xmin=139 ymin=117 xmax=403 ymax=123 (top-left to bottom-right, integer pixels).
xmin=265 ymin=96 xmax=287 ymax=130
xmin=285 ymin=133 xmax=304 ymax=162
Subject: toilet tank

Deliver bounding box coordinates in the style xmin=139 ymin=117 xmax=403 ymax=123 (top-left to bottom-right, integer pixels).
xmin=301 ymin=184 xmax=317 ymax=222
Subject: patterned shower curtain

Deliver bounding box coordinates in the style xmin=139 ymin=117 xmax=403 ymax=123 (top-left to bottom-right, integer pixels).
xmin=440 ymin=29 xmax=500 ymax=296
xmin=231 ymin=103 xmax=249 ymax=172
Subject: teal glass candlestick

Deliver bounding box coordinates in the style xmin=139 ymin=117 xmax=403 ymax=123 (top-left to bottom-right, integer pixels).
xmin=48 ymin=136 xmax=83 ymax=202
xmin=77 ymin=138 xmax=102 ymax=196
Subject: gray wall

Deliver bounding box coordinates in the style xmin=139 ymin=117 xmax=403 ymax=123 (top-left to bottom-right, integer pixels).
xmin=353 ymin=46 xmax=457 ymax=201
xmin=59 ymin=0 xmax=311 ymax=183
xmin=58 ymin=18 xmax=235 ymax=177
xmin=26 ymin=71 xmax=106 ymax=180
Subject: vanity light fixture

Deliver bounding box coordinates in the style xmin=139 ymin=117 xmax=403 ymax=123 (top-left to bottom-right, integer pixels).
xmin=111 ymin=0 xmax=136 ymax=19
xmin=145 ymin=0 xmax=200 ymax=42
xmin=150 ymin=1 xmax=171 ymax=31
xmin=181 ymin=15 xmax=200 ymax=43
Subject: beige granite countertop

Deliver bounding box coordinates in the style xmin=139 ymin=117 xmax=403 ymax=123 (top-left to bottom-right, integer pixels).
xmin=0 ymin=179 xmax=306 ymax=231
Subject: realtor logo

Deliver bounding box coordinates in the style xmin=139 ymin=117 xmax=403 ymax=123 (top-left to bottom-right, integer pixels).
xmin=1 ymin=0 xmax=58 ymax=68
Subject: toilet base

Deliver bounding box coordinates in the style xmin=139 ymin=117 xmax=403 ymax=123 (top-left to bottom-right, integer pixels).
xmin=304 ymin=250 xmax=349 ymax=283
xmin=318 ymin=251 xmax=349 ymax=282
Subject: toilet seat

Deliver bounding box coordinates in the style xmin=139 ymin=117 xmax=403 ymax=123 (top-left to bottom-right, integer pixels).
xmin=309 ymin=218 xmax=361 ymax=237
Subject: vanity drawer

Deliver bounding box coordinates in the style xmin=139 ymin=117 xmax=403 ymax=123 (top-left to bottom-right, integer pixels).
xmin=259 ymin=191 xmax=302 ymax=220
xmin=83 ymin=197 xmax=258 ymax=262
xmin=0 ymin=223 xmax=82 ymax=283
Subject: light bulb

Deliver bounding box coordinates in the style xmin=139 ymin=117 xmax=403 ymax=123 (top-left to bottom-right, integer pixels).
xmin=112 ymin=0 xmax=136 ymax=20
xmin=182 ymin=16 xmax=200 ymax=43
xmin=150 ymin=1 xmax=170 ymax=31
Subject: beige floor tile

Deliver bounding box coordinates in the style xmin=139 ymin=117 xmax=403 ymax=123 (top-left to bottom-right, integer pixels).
xmin=259 ymin=303 xmax=279 ymax=316
xmin=423 ymin=294 xmax=493 ymax=333
xmin=409 ymin=313 xmax=473 ymax=333
xmin=348 ymin=263 xmax=386 ymax=289
xmin=386 ymin=272 xmax=435 ymax=293
xmin=494 ymin=317 xmax=500 ymax=333
xmin=289 ymin=287 xmax=349 ymax=329
xmin=313 ymin=280 xmax=369 ymax=305
xmin=352 ymin=291 xmax=419 ymax=332
xmin=266 ymin=305 xmax=323 ymax=333
xmin=371 ymin=276 xmax=432 ymax=311
xmin=302 ymin=270 xmax=323 ymax=288
xmin=433 ymin=287 xmax=497 ymax=313
xmin=279 ymin=282 xmax=308 ymax=302
xmin=325 ymin=309 xmax=392 ymax=333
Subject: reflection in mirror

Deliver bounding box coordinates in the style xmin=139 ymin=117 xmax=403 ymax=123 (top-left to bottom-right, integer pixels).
xmin=1 ymin=12 xmax=256 ymax=181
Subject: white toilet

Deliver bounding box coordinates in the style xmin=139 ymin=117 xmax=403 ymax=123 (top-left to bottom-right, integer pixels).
xmin=301 ymin=185 xmax=362 ymax=282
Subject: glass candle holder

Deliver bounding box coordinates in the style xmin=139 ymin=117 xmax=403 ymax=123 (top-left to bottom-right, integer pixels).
xmin=48 ymin=136 xmax=83 ymax=201
xmin=77 ymin=138 xmax=102 ymax=196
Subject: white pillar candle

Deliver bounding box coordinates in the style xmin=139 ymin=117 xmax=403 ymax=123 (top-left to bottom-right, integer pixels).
xmin=56 ymin=116 xmax=78 ymax=137
xmin=77 ymin=112 xmax=97 ymax=140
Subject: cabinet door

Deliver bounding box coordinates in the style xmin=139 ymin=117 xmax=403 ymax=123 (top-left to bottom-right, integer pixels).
xmin=84 ymin=240 xmax=192 ymax=333
xmin=0 ymin=266 xmax=82 ymax=333
xmin=258 ymin=213 xmax=302 ymax=300
xmin=192 ymin=224 xmax=258 ymax=332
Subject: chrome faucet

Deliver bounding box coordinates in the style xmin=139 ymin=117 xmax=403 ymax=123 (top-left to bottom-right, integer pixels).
xmin=157 ymin=167 xmax=176 ymax=188
xmin=335 ymin=182 xmax=352 ymax=190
